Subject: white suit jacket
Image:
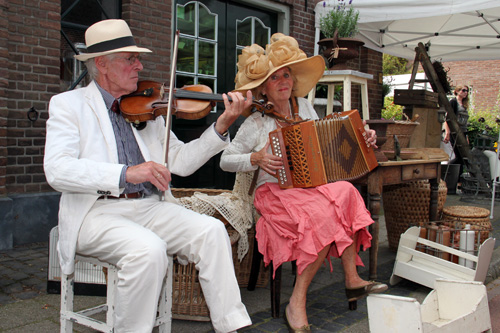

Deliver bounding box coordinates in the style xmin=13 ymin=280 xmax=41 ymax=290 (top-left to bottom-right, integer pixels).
xmin=44 ymin=81 xmax=229 ymax=274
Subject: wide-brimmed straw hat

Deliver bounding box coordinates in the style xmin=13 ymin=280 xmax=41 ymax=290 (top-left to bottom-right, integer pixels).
xmin=75 ymin=19 xmax=152 ymax=62
xmin=234 ymin=33 xmax=325 ymax=98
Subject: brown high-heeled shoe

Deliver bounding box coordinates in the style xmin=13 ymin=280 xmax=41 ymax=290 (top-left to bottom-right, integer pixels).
xmin=345 ymin=281 xmax=388 ymax=302
xmin=346 ymin=281 xmax=388 ymax=310
xmin=284 ymin=305 xmax=311 ymax=333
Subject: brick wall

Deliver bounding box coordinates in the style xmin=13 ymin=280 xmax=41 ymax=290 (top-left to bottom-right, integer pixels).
xmin=0 ymin=0 xmax=8 ymax=196
xmin=361 ymin=47 xmax=383 ymax=119
xmin=123 ymin=0 xmax=172 ymax=83
xmin=289 ymin=0 xmax=317 ymax=55
xmin=5 ymin=0 xmax=60 ymax=195
xmin=442 ymin=60 xmax=500 ymax=112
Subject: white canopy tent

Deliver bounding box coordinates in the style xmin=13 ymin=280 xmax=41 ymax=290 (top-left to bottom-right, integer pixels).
xmin=314 ymin=0 xmax=500 ymax=62
xmin=315 ymin=0 xmax=500 ymax=217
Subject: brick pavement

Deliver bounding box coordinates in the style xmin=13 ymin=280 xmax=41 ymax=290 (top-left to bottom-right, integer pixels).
xmin=0 ymin=240 xmax=417 ymax=332
xmin=1 ymin=193 xmax=499 ymax=332
xmin=0 ymin=242 xmax=48 ymax=305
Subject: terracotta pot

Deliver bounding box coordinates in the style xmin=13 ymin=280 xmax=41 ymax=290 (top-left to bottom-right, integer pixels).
xmin=317 ymin=31 xmax=364 ymax=69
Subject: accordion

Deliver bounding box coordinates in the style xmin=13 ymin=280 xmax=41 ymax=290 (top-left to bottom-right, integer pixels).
xmin=269 ymin=110 xmax=378 ymax=189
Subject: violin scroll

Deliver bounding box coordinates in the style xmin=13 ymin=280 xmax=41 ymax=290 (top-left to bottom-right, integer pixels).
xmin=251 ymin=100 xmax=275 ymax=116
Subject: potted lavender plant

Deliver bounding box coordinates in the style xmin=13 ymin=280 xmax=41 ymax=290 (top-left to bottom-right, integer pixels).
xmin=318 ymin=0 xmax=364 ymax=68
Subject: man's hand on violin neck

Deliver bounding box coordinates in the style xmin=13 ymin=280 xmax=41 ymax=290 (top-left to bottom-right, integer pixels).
xmin=215 ymin=90 xmax=253 ymax=135
xmin=126 ymin=161 xmax=171 ymax=191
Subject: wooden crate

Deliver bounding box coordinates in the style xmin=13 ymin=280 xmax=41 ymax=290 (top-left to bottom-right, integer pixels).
xmin=394 ymin=89 xmax=439 ymax=107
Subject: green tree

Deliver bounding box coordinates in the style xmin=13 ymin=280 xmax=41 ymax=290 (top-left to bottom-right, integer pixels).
xmin=383 ymin=54 xmax=409 ymax=75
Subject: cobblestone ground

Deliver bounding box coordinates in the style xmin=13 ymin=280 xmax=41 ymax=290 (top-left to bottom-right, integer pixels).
xmin=0 ymin=243 xmax=49 ymax=306
xmin=0 ymin=240 xmax=432 ymax=332
xmin=1 ymin=194 xmax=499 ymax=332
xmin=239 ymin=258 xmax=428 ymax=332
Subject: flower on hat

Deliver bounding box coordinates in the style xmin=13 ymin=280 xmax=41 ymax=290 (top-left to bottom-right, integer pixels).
xmin=266 ymin=33 xmax=306 ymax=69
xmin=235 ymin=44 xmax=269 ymax=89
xmin=234 ymin=33 xmax=325 ymax=100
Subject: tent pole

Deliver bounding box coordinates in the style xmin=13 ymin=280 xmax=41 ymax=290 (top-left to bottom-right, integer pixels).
xmin=490 ymin=130 xmax=500 ymax=219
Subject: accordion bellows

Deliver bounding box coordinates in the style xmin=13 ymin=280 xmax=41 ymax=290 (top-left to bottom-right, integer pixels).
xmin=269 ymin=110 xmax=378 ymax=189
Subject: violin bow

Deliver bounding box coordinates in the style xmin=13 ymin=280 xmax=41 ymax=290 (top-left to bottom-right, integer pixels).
xmin=160 ymin=30 xmax=180 ymax=201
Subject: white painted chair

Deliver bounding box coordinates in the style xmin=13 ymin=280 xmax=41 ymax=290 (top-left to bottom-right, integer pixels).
xmin=367 ymin=279 xmax=492 ymax=333
xmin=390 ymin=226 xmax=495 ymax=288
xmin=60 ymin=252 xmax=173 ymax=333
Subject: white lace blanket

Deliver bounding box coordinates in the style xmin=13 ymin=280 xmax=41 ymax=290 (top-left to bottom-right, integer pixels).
xmin=177 ymin=172 xmax=256 ymax=261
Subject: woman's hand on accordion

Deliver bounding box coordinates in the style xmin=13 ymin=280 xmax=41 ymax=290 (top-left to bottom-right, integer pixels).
xmin=363 ymin=121 xmax=378 ymax=148
xmin=251 ymin=141 xmax=283 ymax=174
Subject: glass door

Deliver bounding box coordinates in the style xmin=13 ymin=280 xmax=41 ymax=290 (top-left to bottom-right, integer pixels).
xmin=172 ymin=0 xmax=276 ymax=189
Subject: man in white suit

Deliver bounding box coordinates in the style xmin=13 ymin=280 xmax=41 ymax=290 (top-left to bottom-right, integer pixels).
xmin=44 ymin=19 xmax=252 ymax=332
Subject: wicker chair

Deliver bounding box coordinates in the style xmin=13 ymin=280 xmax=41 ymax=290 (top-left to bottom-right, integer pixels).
xmin=169 ymin=172 xmax=268 ymax=320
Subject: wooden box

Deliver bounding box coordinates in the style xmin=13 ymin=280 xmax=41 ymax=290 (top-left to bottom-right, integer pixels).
xmin=394 ymin=89 xmax=439 ymax=108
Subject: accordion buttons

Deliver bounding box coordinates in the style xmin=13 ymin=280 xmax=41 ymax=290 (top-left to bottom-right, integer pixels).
xmin=270 ymin=135 xmax=287 ymax=185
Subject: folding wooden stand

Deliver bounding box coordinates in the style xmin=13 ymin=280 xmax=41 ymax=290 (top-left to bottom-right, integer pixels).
xmin=308 ymin=69 xmax=372 ymax=119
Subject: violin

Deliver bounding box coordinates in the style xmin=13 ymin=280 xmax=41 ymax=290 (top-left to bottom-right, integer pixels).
xmin=120 ymin=80 xmax=274 ymax=125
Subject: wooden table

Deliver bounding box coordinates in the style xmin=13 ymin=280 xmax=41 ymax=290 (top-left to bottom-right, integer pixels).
xmin=352 ymin=157 xmax=448 ymax=280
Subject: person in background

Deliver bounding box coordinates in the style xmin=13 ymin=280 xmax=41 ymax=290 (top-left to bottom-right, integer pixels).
xmin=220 ymin=33 xmax=387 ymax=333
xmin=44 ymin=19 xmax=252 ymax=333
xmin=443 ymin=85 xmax=470 ymax=143
xmin=443 ymin=85 xmax=470 ymax=180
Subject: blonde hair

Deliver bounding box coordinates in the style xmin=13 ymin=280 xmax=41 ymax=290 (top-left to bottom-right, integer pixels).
xmin=454 ymin=85 xmax=469 ymax=109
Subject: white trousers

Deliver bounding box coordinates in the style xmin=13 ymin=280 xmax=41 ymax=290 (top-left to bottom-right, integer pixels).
xmin=76 ymin=196 xmax=251 ymax=333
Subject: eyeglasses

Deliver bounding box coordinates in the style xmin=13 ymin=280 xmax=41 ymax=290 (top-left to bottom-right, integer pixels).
xmin=461 ymin=89 xmax=469 ymax=93
xmin=114 ymin=55 xmax=142 ymax=65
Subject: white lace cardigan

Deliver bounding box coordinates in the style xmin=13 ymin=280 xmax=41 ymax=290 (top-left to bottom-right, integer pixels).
xmin=220 ymin=97 xmax=319 ymax=189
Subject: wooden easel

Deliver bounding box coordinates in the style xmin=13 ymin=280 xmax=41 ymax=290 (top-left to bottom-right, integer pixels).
xmin=408 ymin=42 xmax=488 ymax=190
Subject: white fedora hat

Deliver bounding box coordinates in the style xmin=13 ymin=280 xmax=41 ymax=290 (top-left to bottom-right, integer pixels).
xmin=75 ymin=19 xmax=152 ymax=61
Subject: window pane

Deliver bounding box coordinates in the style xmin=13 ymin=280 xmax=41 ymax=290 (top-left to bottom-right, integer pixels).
xmin=237 ymin=18 xmax=252 ymax=46
xmin=176 ymin=75 xmax=195 ymax=88
xmin=62 ymin=0 xmax=104 ymax=26
xmin=198 ymin=77 xmax=215 ymax=92
xmin=177 ymin=37 xmax=195 ymax=73
xmin=61 ymin=0 xmax=120 ymax=90
xmin=177 ymin=3 xmax=196 ymax=36
xmin=199 ymin=5 xmax=216 ymax=40
xmin=254 ymin=20 xmax=270 ymax=48
xmin=198 ymin=41 xmax=215 ymax=75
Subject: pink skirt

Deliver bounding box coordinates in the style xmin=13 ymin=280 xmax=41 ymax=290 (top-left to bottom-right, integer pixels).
xmin=254 ymin=181 xmax=373 ymax=277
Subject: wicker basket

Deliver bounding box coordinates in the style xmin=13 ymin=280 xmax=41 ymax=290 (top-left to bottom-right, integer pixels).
xmin=170 ymin=188 xmax=269 ymax=321
xmin=380 ymin=119 xmax=419 ymax=151
xmin=383 ymin=180 xmax=447 ymax=251
xmin=441 ymin=206 xmax=492 ymax=244
xmin=235 ymin=227 xmax=269 ymax=289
